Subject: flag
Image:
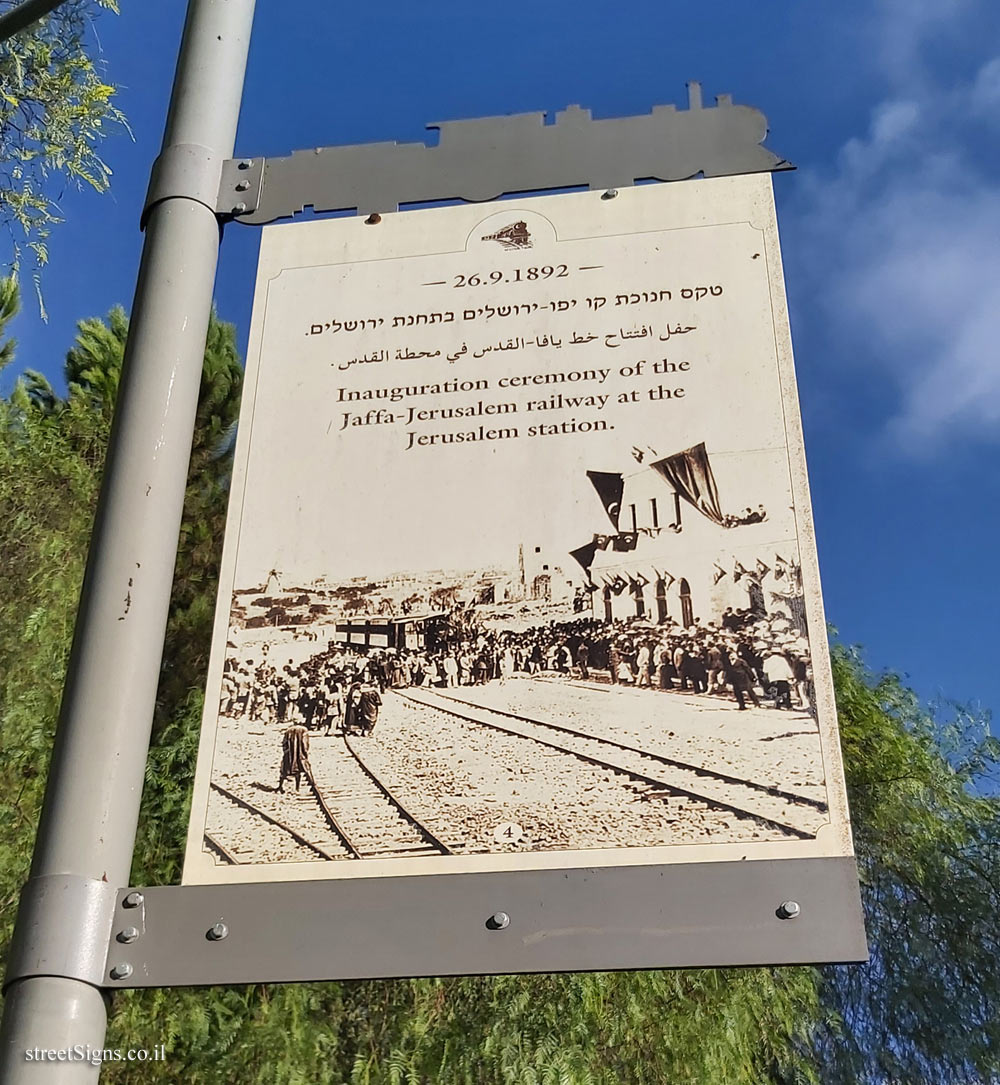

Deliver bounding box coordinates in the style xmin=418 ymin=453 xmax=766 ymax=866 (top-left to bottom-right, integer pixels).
xmin=631 ymin=446 xmax=645 ymax=463
xmin=634 ymin=571 xmax=650 ymax=588
xmin=568 ymin=540 xmax=600 ymax=576
xmin=653 ymin=569 xmax=676 ymax=590
xmin=713 ymin=563 xmax=727 ymax=585
xmin=586 ymin=470 xmax=624 ymax=530
xmin=612 ymin=531 xmax=639 ymax=552
xmin=649 ymin=443 xmax=726 ymax=527
xmin=610 ymin=575 xmax=628 ymax=595
xmin=593 ymin=533 xmax=613 ymax=550
xmin=756 ymin=559 xmax=771 ymax=580
xmin=733 ymin=560 xmax=749 ymax=582
xmin=774 ymin=553 xmax=788 ymax=579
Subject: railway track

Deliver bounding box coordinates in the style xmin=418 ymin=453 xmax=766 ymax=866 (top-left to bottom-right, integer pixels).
xmin=206 ymin=736 xmax=453 ymax=864
xmin=209 ymin=781 xmax=348 ymax=862
xmin=306 ymin=733 xmax=454 ymax=858
xmin=398 ymin=687 xmax=826 ymax=840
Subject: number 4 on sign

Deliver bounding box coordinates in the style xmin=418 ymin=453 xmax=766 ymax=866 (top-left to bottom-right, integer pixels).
xmin=493 ymin=822 xmax=524 ymax=845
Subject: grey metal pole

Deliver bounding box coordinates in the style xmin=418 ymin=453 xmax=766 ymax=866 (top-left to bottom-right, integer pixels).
xmin=0 ymin=1 xmax=255 ymax=1080
xmin=0 ymin=0 xmax=71 ymax=42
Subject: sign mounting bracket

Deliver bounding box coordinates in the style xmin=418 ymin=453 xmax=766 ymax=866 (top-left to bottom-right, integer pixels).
xmin=214 ymin=83 xmax=793 ymax=226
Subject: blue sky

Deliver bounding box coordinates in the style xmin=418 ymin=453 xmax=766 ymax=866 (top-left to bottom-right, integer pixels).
xmin=5 ymin=0 xmax=1000 ymax=723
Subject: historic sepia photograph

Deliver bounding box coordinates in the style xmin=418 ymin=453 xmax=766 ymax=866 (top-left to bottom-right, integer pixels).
xmin=183 ymin=181 xmax=852 ymax=884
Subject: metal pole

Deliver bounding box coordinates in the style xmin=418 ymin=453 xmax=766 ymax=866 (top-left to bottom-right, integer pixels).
xmin=0 ymin=0 xmax=255 ymax=1080
xmin=0 ymin=0 xmax=71 ymax=41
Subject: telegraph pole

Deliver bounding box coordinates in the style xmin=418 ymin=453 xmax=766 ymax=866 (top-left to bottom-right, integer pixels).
xmin=0 ymin=1 xmax=256 ymax=1079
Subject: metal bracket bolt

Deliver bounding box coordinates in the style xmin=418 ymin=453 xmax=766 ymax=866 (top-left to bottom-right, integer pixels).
xmin=486 ymin=912 xmax=510 ymax=931
xmin=123 ymin=891 xmax=144 ymax=909
xmin=207 ymin=922 xmax=229 ymax=941
xmin=601 ymin=189 xmax=619 ymax=200
xmin=776 ymin=900 xmax=801 ymax=920
xmin=116 ymin=927 xmax=140 ymax=944
xmin=109 ymin=962 xmax=133 ymax=981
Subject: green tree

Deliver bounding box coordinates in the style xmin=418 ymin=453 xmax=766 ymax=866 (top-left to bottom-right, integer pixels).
xmin=0 ymin=279 xmax=997 ymax=1083
xmin=816 ymin=648 xmax=1000 ymax=1085
xmin=0 ymin=0 xmax=124 ymax=300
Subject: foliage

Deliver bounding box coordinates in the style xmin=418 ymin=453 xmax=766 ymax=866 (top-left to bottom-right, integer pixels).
xmin=0 ymin=275 xmax=996 ymax=1082
xmin=817 ymin=647 xmax=1000 ymax=1085
xmin=0 ymin=0 xmax=124 ymax=300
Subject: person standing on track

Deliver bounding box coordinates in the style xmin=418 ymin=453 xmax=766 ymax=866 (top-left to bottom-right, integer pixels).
xmin=358 ymin=680 xmax=382 ymax=735
xmin=278 ymin=723 xmax=310 ymax=793
xmin=344 ymin=680 xmax=363 ymax=734
xmin=325 ymin=677 xmax=344 ymax=735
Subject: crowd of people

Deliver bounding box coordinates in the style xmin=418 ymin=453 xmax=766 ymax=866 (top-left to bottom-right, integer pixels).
xmin=484 ymin=607 xmax=811 ymax=712
xmin=221 ymin=604 xmax=814 ymax=755
xmin=220 ymin=652 xmax=383 ymax=737
xmin=222 ymin=606 xmax=813 ymax=793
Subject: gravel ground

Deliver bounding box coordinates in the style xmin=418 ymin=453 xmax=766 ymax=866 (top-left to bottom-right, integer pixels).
xmin=205 ymin=785 xmax=323 ymax=866
xmin=207 ymin=719 xmax=352 ymax=861
xmin=203 ymin=676 xmax=825 ymax=867
xmin=469 ymin=676 xmax=828 ymax=804
xmin=355 ymin=693 xmax=789 ymax=856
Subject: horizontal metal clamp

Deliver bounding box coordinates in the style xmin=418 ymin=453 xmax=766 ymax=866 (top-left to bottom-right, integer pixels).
xmin=141 ymin=142 xmax=226 ymax=229
xmin=4 ymin=874 xmax=120 ymax=990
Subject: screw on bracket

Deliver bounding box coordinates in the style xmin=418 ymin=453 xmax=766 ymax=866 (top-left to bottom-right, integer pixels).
xmin=207 ymin=921 xmax=229 ymax=941
xmin=110 ymin=962 xmax=133 ymax=980
xmin=123 ymin=891 xmax=144 ymax=909
xmin=117 ymin=927 xmax=140 ymax=944
xmin=601 ymin=189 xmax=619 ymax=200
xmin=235 ymin=179 xmax=250 ymax=191
xmin=485 ymin=912 xmax=510 ymax=931
xmin=238 ymin=159 xmax=254 ymax=170
xmin=776 ymin=900 xmax=801 ymax=920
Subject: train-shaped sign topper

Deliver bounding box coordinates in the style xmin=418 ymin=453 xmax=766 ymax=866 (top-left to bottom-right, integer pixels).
xmin=481 ymin=221 xmax=533 ymax=250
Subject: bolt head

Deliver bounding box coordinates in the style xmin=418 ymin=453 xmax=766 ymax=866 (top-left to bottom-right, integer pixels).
xmin=486 ymin=911 xmax=510 ymax=930
xmin=777 ymin=900 xmax=801 ymax=920
xmin=235 ymin=179 xmax=250 ymax=191
xmin=232 ymin=202 xmax=248 ymax=215
xmin=207 ymin=921 xmax=229 ymax=941
xmin=117 ymin=927 xmax=140 ymax=944
xmin=110 ymin=962 xmax=133 ymax=980
xmin=238 ymin=159 xmax=254 ymax=169
xmin=601 ymin=188 xmax=619 ymax=200
xmin=123 ymin=891 xmax=144 ymax=909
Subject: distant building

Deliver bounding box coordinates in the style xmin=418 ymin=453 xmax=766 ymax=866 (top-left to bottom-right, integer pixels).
xmin=518 ymin=541 xmax=573 ymax=604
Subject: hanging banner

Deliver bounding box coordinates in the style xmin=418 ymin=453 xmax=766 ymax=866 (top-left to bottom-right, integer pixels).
xmin=181 ymin=174 xmax=864 ymax=970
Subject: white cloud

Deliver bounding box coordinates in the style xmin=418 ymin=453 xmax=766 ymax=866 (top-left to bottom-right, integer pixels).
xmin=792 ymin=3 xmax=1000 ymax=454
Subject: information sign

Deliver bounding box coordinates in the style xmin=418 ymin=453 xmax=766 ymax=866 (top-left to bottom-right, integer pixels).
xmin=179 ymin=175 xmax=865 ymax=972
